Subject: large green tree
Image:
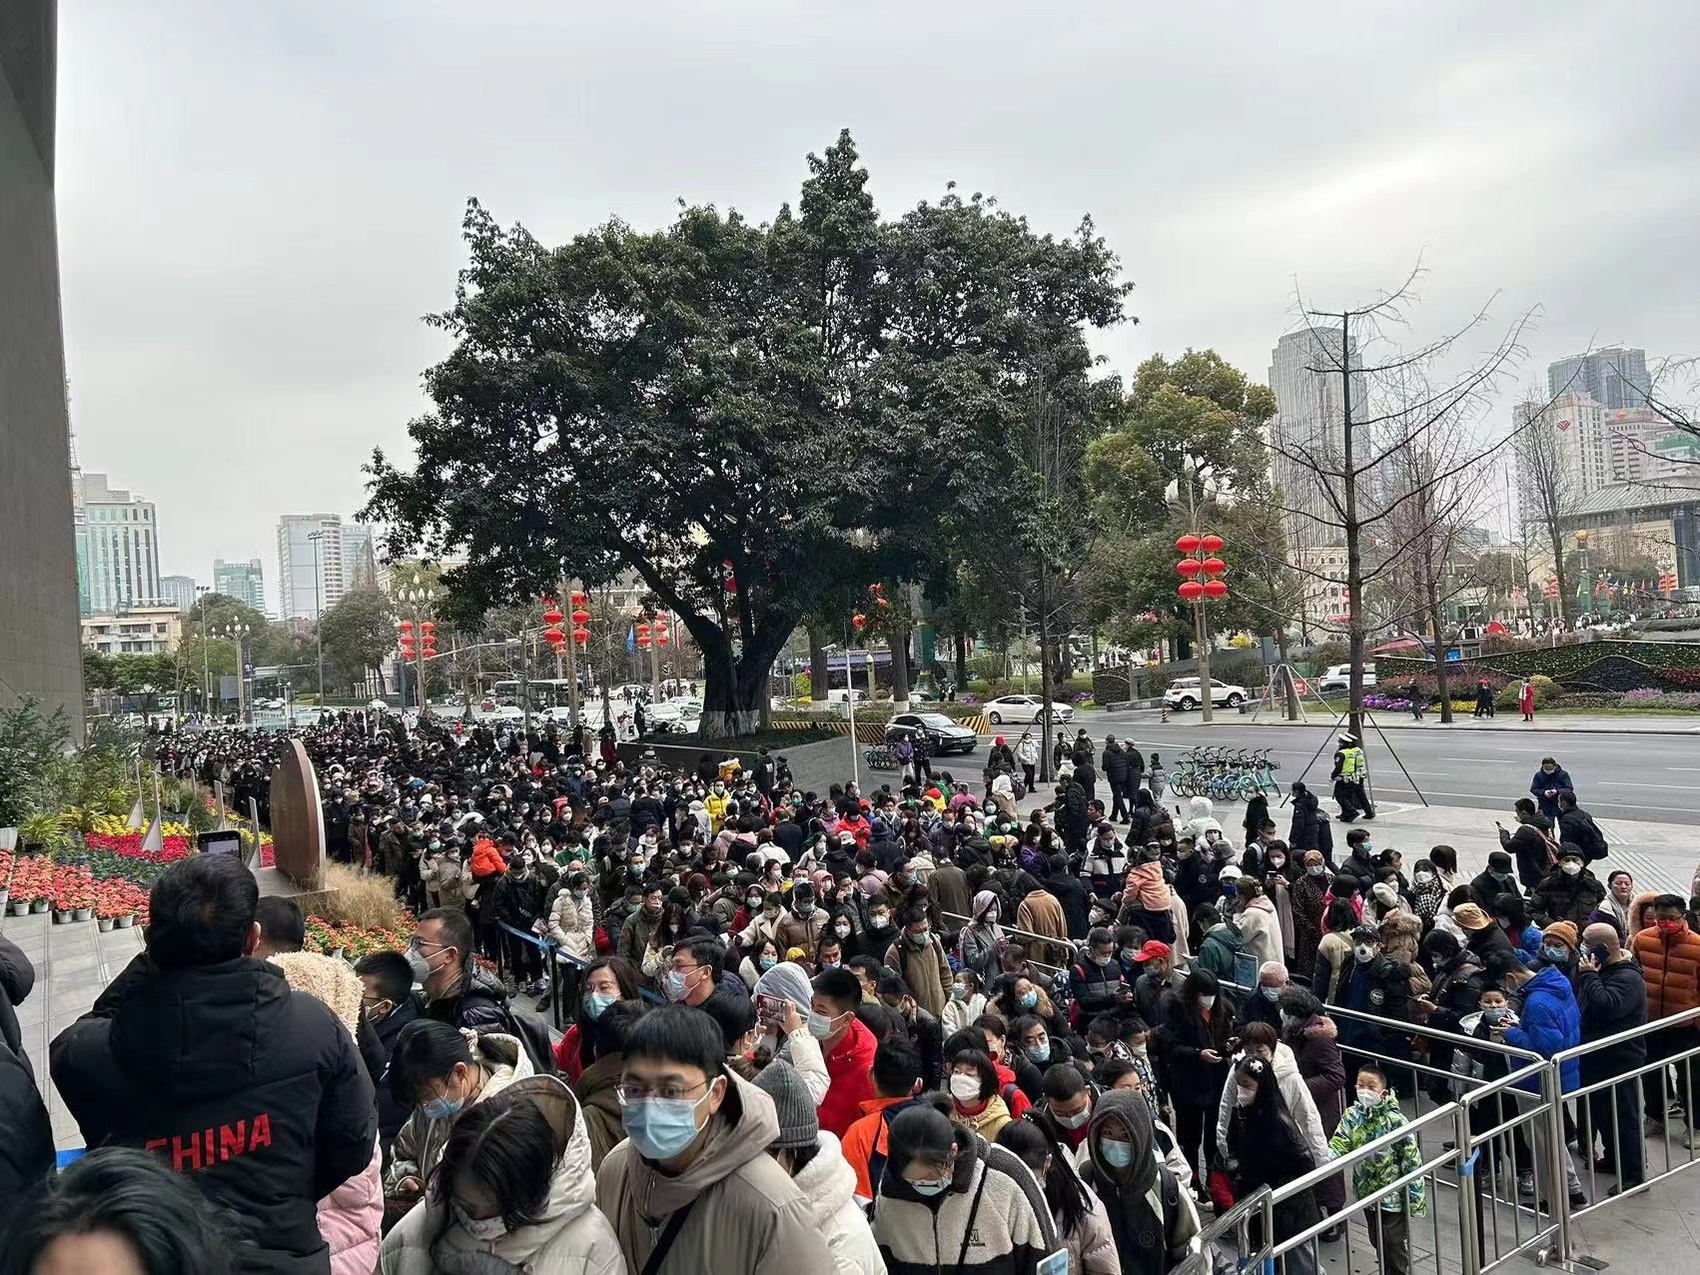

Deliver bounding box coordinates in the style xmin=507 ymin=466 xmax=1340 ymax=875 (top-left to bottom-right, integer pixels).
xmin=365 ymin=132 xmax=1129 ymax=736
xmin=318 ymin=588 xmax=397 ymax=698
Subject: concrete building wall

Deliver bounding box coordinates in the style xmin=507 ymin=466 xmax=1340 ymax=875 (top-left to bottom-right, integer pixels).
xmin=0 ymin=1 xmax=84 ymax=735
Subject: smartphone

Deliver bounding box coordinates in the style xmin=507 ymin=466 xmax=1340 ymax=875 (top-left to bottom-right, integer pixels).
xmin=1226 ymin=1036 xmax=1241 ymax=1052
xmin=757 ymin=993 xmax=788 ymax=1031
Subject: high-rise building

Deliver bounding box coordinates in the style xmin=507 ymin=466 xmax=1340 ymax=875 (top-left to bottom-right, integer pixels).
xmin=277 ymin=515 xmax=347 ymax=620
xmin=213 ymin=557 xmax=267 ymax=612
xmin=1267 ymin=327 xmax=1364 ymax=549
xmin=1514 ymin=391 xmax=1611 ymax=525
xmin=0 ymin=0 xmax=83 ymax=734
xmin=73 ymin=473 xmax=164 ymax=617
xmin=340 ymin=523 xmax=378 ymax=590
xmin=159 ymin=574 xmax=198 ymax=612
xmin=1547 ymin=347 xmax=1650 ymax=412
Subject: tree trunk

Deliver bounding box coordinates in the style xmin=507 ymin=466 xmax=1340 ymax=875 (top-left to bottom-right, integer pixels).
xmin=694 ymin=622 xmax=790 ymax=740
xmin=1341 ymin=319 xmax=1366 ymax=743
xmin=1544 ymin=518 xmax=1575 ymax=629
xmin=1038 ymin=562 xmax=1054 ymax=784
xmin=891 ymin=625 xmax=911 ymax=711
xmin=808 ymin=626 xmax=829 ymax=708
xmin=1427 ymin=571 xmax=1453 ymax=723
xmin=1276 ymin=628 xmax=1299 ymax=721
xmin=954 ymin=629 xmax=969 ymax=689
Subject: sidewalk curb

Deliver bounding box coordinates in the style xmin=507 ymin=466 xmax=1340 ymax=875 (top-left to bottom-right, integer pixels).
xmin=1115 ymin=713 xmax=1700 ymax=737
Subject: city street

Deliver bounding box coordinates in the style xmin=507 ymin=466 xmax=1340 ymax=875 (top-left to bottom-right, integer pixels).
xmin=1078 ymin=706 xmax=1700 ymax=825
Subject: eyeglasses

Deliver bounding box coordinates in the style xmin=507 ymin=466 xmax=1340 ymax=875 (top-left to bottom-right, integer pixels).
xmin=616 ymin=1078 xmax=714 ymax=1105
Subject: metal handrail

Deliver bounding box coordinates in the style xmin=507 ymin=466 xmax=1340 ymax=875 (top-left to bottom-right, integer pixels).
xmin=1549 ymin=993 xmax=1700 ymax=1064
xmin=939 ymin=911 xmax=1071 ymax=976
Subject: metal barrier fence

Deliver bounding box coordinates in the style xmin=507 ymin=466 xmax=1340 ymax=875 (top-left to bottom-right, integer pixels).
xmin=937 ymin=910 xmax=1071 ymax=976
xmin=1191 ymin=980 xmax=1700 ymax=1274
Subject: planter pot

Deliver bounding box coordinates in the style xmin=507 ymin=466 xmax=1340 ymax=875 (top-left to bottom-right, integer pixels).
xmin=73 ymin=907 xmax=92 ymax=922
xmin=30 ymin=899 xmax=49 ymax=914
xmin=96 ymin=917 xmax=114 ymax=932
xmin=52 ymin=910 xmax=71 ymax=925
xmin=7 ymin=901 xmax=26 ymax=916
xmin=116 ymin=913 xmax=135 ymax=929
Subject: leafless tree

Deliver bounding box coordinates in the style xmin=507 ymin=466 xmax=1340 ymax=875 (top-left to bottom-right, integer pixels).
xmin=1513 ymin=386 xmax=1582 ymax=628
xmin=1267 ymin=265 xmax=1559 ymax=736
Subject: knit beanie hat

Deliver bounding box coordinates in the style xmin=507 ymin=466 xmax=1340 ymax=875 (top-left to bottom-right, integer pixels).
xmin=1542 ymin=921 xmax=1579 ymax=950
xmin=753 ymin=1060 xmax=818 ymax=1150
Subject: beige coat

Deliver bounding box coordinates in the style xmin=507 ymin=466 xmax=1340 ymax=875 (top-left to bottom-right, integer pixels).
xmin=382 ymin=1077 xmax=626 ymax=1275
xmin=549 ymin=888 xmax=597 ymax=961
xmin=596 ymin=1070 xmax=836 ymax=1275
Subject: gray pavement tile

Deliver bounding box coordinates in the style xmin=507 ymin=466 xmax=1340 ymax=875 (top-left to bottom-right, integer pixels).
xmin=14 ymin=995 xmax=44 ymax=1027
xmin=46 ymin=950 xmax=102 ymax=976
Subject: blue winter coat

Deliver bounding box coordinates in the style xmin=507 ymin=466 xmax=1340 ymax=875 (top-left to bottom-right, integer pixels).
xmin=1505 ymin=965 xmax=1581 ymax=1094
xmin=1513 ymin=924 xmax=1543 ymax=966
xmin=1528 ymin=767 xmax=1575 ymax=821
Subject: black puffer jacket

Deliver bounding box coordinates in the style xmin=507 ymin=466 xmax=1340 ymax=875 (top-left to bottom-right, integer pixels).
xmin=50 ymin=954 xmax=376 ymax=1275
xmin=0 ymin=936 xmax=52 ymax=1195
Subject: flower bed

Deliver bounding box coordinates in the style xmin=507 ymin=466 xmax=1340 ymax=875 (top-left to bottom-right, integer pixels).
xmin=95 ymin=879 xmax=149 ymax=923
xmin=303 ymin=914 xmax=412 ymax=961
xmin=51 ymin=864 xmax=95 ymax=915
xmin=7 ymin=856 xmax=54 ymax=906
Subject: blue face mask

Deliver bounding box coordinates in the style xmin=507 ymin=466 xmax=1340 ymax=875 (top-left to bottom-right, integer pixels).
xmin=1222 ymin=883 xmax=1238 ymax=897
xmin=910 ymin=1177 xmax=950 ymax=1197
xmin=1027 ymin=1041 xmax=1051 ymax=1063
xmin=1020 ymin=991 xmax=1039 ymax=1010
xmin=420 ymin=1094 xmax=463 ymax=1122
xmin=1260 ymin=986 xmax=1281 ymax=1002
xmin=622 ymin=1084 xmax=717 ymax=1161
xmin=1100 ymin=1138 xmax=1135 ymax=1169
xmin=584 ymin=991 xmax=617 ymax=1020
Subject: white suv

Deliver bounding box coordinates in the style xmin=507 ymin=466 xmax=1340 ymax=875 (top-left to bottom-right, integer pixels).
xmin=1163 ymin=677 xmax=1248 ymax=710
xmin=1318 ymin=663 xmax=1376 ymax=693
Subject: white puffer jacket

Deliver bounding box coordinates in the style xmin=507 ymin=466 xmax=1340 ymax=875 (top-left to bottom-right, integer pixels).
xmin=548 ymin=888 xmax=597 ymax=961
xmin=792 ymin=1132 xmax=887 ymax=1275
xmin=381 ymin=1077 xmax=624 ymax=1275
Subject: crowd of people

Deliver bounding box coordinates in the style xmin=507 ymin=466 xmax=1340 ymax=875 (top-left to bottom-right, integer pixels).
xmin=0 ymin=713 xmax=1696 ymax=1275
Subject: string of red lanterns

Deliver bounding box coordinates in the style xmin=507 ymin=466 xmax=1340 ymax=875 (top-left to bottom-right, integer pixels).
xmin=1176 ymin=532 xmax=1229 ymax=603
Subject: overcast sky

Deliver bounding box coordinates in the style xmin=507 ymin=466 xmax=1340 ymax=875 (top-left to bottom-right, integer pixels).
xmin=56 ymin=0 xmax=1699 ymax=611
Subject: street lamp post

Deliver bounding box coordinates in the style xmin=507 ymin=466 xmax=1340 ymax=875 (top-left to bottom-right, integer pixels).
xmin=398 ymin=576 xmax=436 ymax=713
xmin=196 ymin=585 xmax=211 ymax=717
xmin=219 ymin=621 xmax=252 ymax=725
xmin=307 ymin=529 xmax=327 ymax=707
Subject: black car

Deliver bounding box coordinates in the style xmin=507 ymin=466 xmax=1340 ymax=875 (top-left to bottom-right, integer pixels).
xmin=885 ymin=712 xmax=978 ymax=755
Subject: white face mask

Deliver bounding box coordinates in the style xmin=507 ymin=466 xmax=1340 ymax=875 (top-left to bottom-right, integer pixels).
xmin=1235 ymin=1086 xmax=1257 ymax=1107
xmin=1561 ymin=862 xmax=1582 ymax=877
xmin=949 ymin=1073 xmax=983 ymax=1103
xmin=1356 ymin=1087 xmax=1382 ymax=1109
xmin=1198 ymin=995 xmax=1216 ymax=1010
xmin=1354 ymin=944 xmax=1377 ymax=963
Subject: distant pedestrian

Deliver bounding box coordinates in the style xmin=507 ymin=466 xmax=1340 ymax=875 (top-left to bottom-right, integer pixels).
xmin=1403 ymin=684 xmax=1424 ymax=721
xmin=1330 ymin=735 xmax=1374 ymax=823
xmin=1518 ymin=679 xmax=1536 ymax=722
xmin=1474 ymin=680 xmax=1495 ymax=719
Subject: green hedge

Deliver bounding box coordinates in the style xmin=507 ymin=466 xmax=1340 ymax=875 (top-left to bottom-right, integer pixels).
xmin=1379 ymin=639 xmax=1700 ymax=694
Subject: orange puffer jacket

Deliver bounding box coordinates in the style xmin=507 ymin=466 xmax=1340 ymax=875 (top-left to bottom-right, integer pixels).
xmin=1632 ymin=922 xmax=1700 ymax=1021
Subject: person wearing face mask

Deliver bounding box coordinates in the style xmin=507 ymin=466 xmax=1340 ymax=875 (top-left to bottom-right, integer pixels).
xmin=597 ymin=1005 xmax=836 ymax=1273
xmin=997 ymin=1119 xmax=1119 ymax=1275
xmin=1467 ymin=849 xmax=1521 ymax=912
xmin=1190 ymin=905 xmax=1247 ymax=987
xmin=1080 ymin=1087 xmax=1200 ymax=1275
xmin=382 ymin=1075 xmax=621 ymax=1275
xmin=554 ymin=957 xmax=643 ymax=1082
xmin=574 ymin=998 xmax=646 ymax=1171
xmin=874 ymin=1102 xmax=1052 ymax=1275
xmin=1286 ymin=852 xmax=1330 ymax=982
xmin=1223 ymin=1055 xmax=1321 ymax=1263
xmin=354 ymin=951 xmax=425 ymax=1162
xmin=1336 ymin=925 xmax=1415 ymax=1089
xmin=494 ymin=849 xmax=550 ymax=996
xmin=546 ymin=870 xmax=597 ymax=964
xmin=1155 ymin=969 xmax=1233 ymax=1194
xmin=1630 ymin=895 xmax=1700 ymax=1145
xmin=957 ymin=890 xmax=1007 ymax=985
xmin=1070 ymin=928 xmax=1131 ymax=1028
xmin=1530 ymin=845 xmax=1605 ymax=930
xmin=1573 ymin=923 xmax=1647 ymax=1187
xmin=883 ymin=907 xmax=954 ymax=1019
xmin=382 ymin=1020 xmax=535 ymax=1222
xmin=1326 ymin=1064 xmax=1426 ymax=1275
xmin=944 ymin=1048 xmax=1014 ymax=1141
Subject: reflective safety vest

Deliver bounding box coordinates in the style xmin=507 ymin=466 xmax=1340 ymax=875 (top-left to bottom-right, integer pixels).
xmin=1339 ymin=745 xmax=1366 ymax=779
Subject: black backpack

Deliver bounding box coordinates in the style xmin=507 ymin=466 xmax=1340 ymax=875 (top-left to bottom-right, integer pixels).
xmin=504 ymin=1007 xmax=559 ymax=1075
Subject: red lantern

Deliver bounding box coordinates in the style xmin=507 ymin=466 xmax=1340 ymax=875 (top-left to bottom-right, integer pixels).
xmin=636 ymin=622 xmax=651 ymax=637
xmin=656 ymin=633 xmax=669 ymax=647
xmin=1177 ymin=581 xmax=1205 ymax=602
xmin=422 ymin=645 xmax=437 ymax=659
xmin=570 ymin=607 xmax=590 ymax=626
xmin=569 ymin=590 xmax=588 ymax=607
xmin=1203 ymin=579 xmax=1229 ymax=599
xmin=543 ymin=627 xmax=565 ymax=646
xmin=1175 ymin=534 xmax=1202 ymax=554
xmin=1200 ymin=534 xmax=1225 ymax=553
xmin=400 ymin=643 xmax=417 ymax=657
xmin=1177 ymin=559 xmax=1203 ymax=577
xmin=541 ymin=603 xmax=562 ymax=626
xmin=572 ymin=627 xmax=590 ymax=645
xmin=398 ymin=619 xmax=414 ymax=634
xmin=1200 ymin=557 xmax=1226 ymax=576
xmin=726 ymin=578 xmax=738 ymax=594
xmin=852 ymin=614 xmax=867 ymax=631
xmin=637 ymin=634 xmax=650 ymax=649
xmin=420 ymin=620 xmax=437 ymax=635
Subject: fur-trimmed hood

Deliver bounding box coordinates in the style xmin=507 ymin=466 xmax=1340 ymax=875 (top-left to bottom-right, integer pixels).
xmin=267 ymin=950 xmax=363 ymax=1039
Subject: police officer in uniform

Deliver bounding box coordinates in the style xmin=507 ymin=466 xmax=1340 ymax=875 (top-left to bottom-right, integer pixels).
xmin=1330 ymin=733 xmax=1374 ymax=822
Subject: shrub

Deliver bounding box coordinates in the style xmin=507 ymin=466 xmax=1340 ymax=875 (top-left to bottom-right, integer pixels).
xmin=303 ymin=862 xmax=412 ymax=932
